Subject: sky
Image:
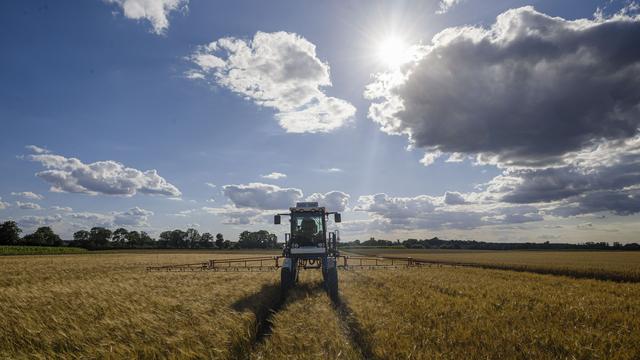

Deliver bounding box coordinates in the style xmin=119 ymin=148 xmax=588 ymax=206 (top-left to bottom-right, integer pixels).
xmin=1 ymin=0 xmax=640 ymax=243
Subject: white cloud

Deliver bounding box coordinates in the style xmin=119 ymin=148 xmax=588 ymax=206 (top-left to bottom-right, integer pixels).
xmin=205 ymin=182 xmax=217 ymax=188
xmin=222 ymin=182 xmax=303 ymax=210
xmin=105 ymin=0 xmax=187 ymax=35
xmin=11 ymin=191 xmax=44 ymax=200
xmin=69 ymin=212 xmax=114 ymax=227
xmin=51 ymin=206 xmax=73 ymax=212
xmin=68 ymin=207 xmax=154 ymax=228
xmin=436 ymin=0 xmax=462 ymax=14
xmin=189 ymin=31 xmax=356 ymax=133
xmin=25 ymin=145 xmax=50 ymax=154
xmin=16 ymin=201 xmax=42 ymax=210
xmin=318 ymin=167 xmax=343 ymax=173
xmin=261 ymin=172 xmax=287 ymax=180
xmin=0 ymin=197 xmax=9 ymax=210
xmin=202 ymin=205 xmax=266 ymax=225
xmin=354 ymin=192 xmax=542 ymax=231
xmin=28 ymin=152 xmax=181 ymax=197
xmin=172 ymin=209 xmax=196 ymax=217
xmin=17 ymin=215 xmax=62 ymax=229
xmin=306 ymin=191 xmax=350 ymax=212
xmin=113 ymin=207 xmax=154 ymax=227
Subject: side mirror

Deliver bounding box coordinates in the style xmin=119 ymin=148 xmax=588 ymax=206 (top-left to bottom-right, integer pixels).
xmin=274 ymin=215 xmax=281 ymax=225
xmin=334 ymin=213 xmax=341 ymax=223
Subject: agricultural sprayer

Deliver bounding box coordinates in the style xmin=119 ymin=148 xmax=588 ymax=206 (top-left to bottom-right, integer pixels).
xmin=147 ymin=202 xmax=421 ymax=299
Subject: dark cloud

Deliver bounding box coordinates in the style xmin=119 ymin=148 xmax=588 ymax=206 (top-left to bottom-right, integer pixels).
xmin=367 ymin=6 xmax=640 ymax=167
xmin=551 ymin=189 xmax=640 ymax=217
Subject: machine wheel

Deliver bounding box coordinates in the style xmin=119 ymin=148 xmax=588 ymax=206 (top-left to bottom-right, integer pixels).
xmin=325 ymin=266 xmax=338 ymax=301
xmin=281 ymin=267 xmax=292 ymax=293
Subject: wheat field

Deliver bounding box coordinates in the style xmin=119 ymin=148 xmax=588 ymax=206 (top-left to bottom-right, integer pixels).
xmin=1 ymin=251 xmax=639 ymax=359
xmin=350 ymin=248 xmax=640 ymax=282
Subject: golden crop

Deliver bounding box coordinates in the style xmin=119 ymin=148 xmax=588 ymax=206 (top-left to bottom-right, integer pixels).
xmin=340 ymin=267 xmax=640 ymax=359
xmin=1 ymin=251 xmax=639 ymax=359
xmin=0 ymin=252 xmax=279 ymax=359
xmin=351 ymin=249 xmax=640 ymax=282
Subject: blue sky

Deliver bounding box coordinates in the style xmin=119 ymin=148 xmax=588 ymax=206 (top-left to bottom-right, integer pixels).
xmin=1 ymin=0 xmax=639 ymax=243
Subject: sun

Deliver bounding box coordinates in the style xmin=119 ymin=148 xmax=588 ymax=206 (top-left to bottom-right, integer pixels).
xmin=376 ymin=36 xmax=410 ymax=69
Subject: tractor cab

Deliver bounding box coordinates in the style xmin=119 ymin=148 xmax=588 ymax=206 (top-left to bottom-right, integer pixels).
xmin=274 ymin=202 xmax=341 ymax=257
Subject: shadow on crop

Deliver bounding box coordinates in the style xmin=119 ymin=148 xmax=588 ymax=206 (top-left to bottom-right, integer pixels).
xmin=230 ymin=280 xmax=326 ymax=357
xmin=330 ymin=287 xmax=378 ymax=360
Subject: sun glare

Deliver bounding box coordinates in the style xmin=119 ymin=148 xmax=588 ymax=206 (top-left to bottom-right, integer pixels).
xmin=376 ymin=36 xmax=410 ymax=69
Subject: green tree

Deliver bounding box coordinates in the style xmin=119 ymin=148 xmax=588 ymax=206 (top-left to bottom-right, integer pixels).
xmin=72 ymin=230 xmax=90 ymax=248
xmin=186 ymin=228 xmax=201 ymax=248
xmin=126 ymin=231 xmax=141 ymax=247
xmin=89 ymin=227 xmax=112 ymax=248
xmin=159 ymin=231 xmax=172 ymax=248
xmin=238 ymin=230 xmax=277 ymax=249
xmin=169 ymin=229 xmax=187 ymax=248
xmin=215 ymin=233 xmax=224 ymax=249
xmin=0 ymin=221 xmax=22 ymax=245
xmin=22 ymin=227 xmax=62 ymax=246
xmin=112 ymin=228 xmax=129 ymax=248
xmin=200 ymin=232 xmax=213 ymax=248
xmin=140 ymin=231 xmax=154 ymax=247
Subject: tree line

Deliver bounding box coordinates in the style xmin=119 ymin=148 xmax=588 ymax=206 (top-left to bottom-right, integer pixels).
xmin=0 ymin=221 xmax=279 ymax=250
xmin=342 ymin=237 xmax=640 ymax=250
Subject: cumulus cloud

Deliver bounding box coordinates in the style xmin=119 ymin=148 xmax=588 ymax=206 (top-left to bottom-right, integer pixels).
xmin=51 ymin=206 xmax=73 ymax=212
xmin=261 ymin=172 xmax=287 ymax=180
xmin=366 ymin=6 xmax=640 ymax=168
xmin=306 ymin=191 xmax=350 ymax=212
xmin=222 ymin=182 xmax=303 ymax=210
xmin=189 ymin=31 xmax=356 ymax=133
xmin=28 ymin=152 xmax=181 ymax=197
xmin=0 ymin=197 xmax=9 ymax=210
xmin=16 ymin=201 xmax=42 ymax=210
xmin=105 ymin=0 xmax=187 ymax=35
xmin=11 ymin=191 xmax=44 ymax=200
xmin=443 ymin=191 xmax=468 ymax=205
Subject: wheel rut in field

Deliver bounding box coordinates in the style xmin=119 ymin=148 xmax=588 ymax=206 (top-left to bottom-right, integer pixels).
xmin=230 ymin=282 xmax=284 ymax=356
xmin=331 ymin=274 xmax=378 ymax=360
xmin=231 ymin=281 xmax=331 ymax=357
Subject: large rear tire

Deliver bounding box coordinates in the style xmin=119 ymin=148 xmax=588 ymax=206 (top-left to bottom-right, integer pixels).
xmin=325 ymin=266 xmax=338 ymax=301
xmin=281 ymin=267 xmax=292 ymax=294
